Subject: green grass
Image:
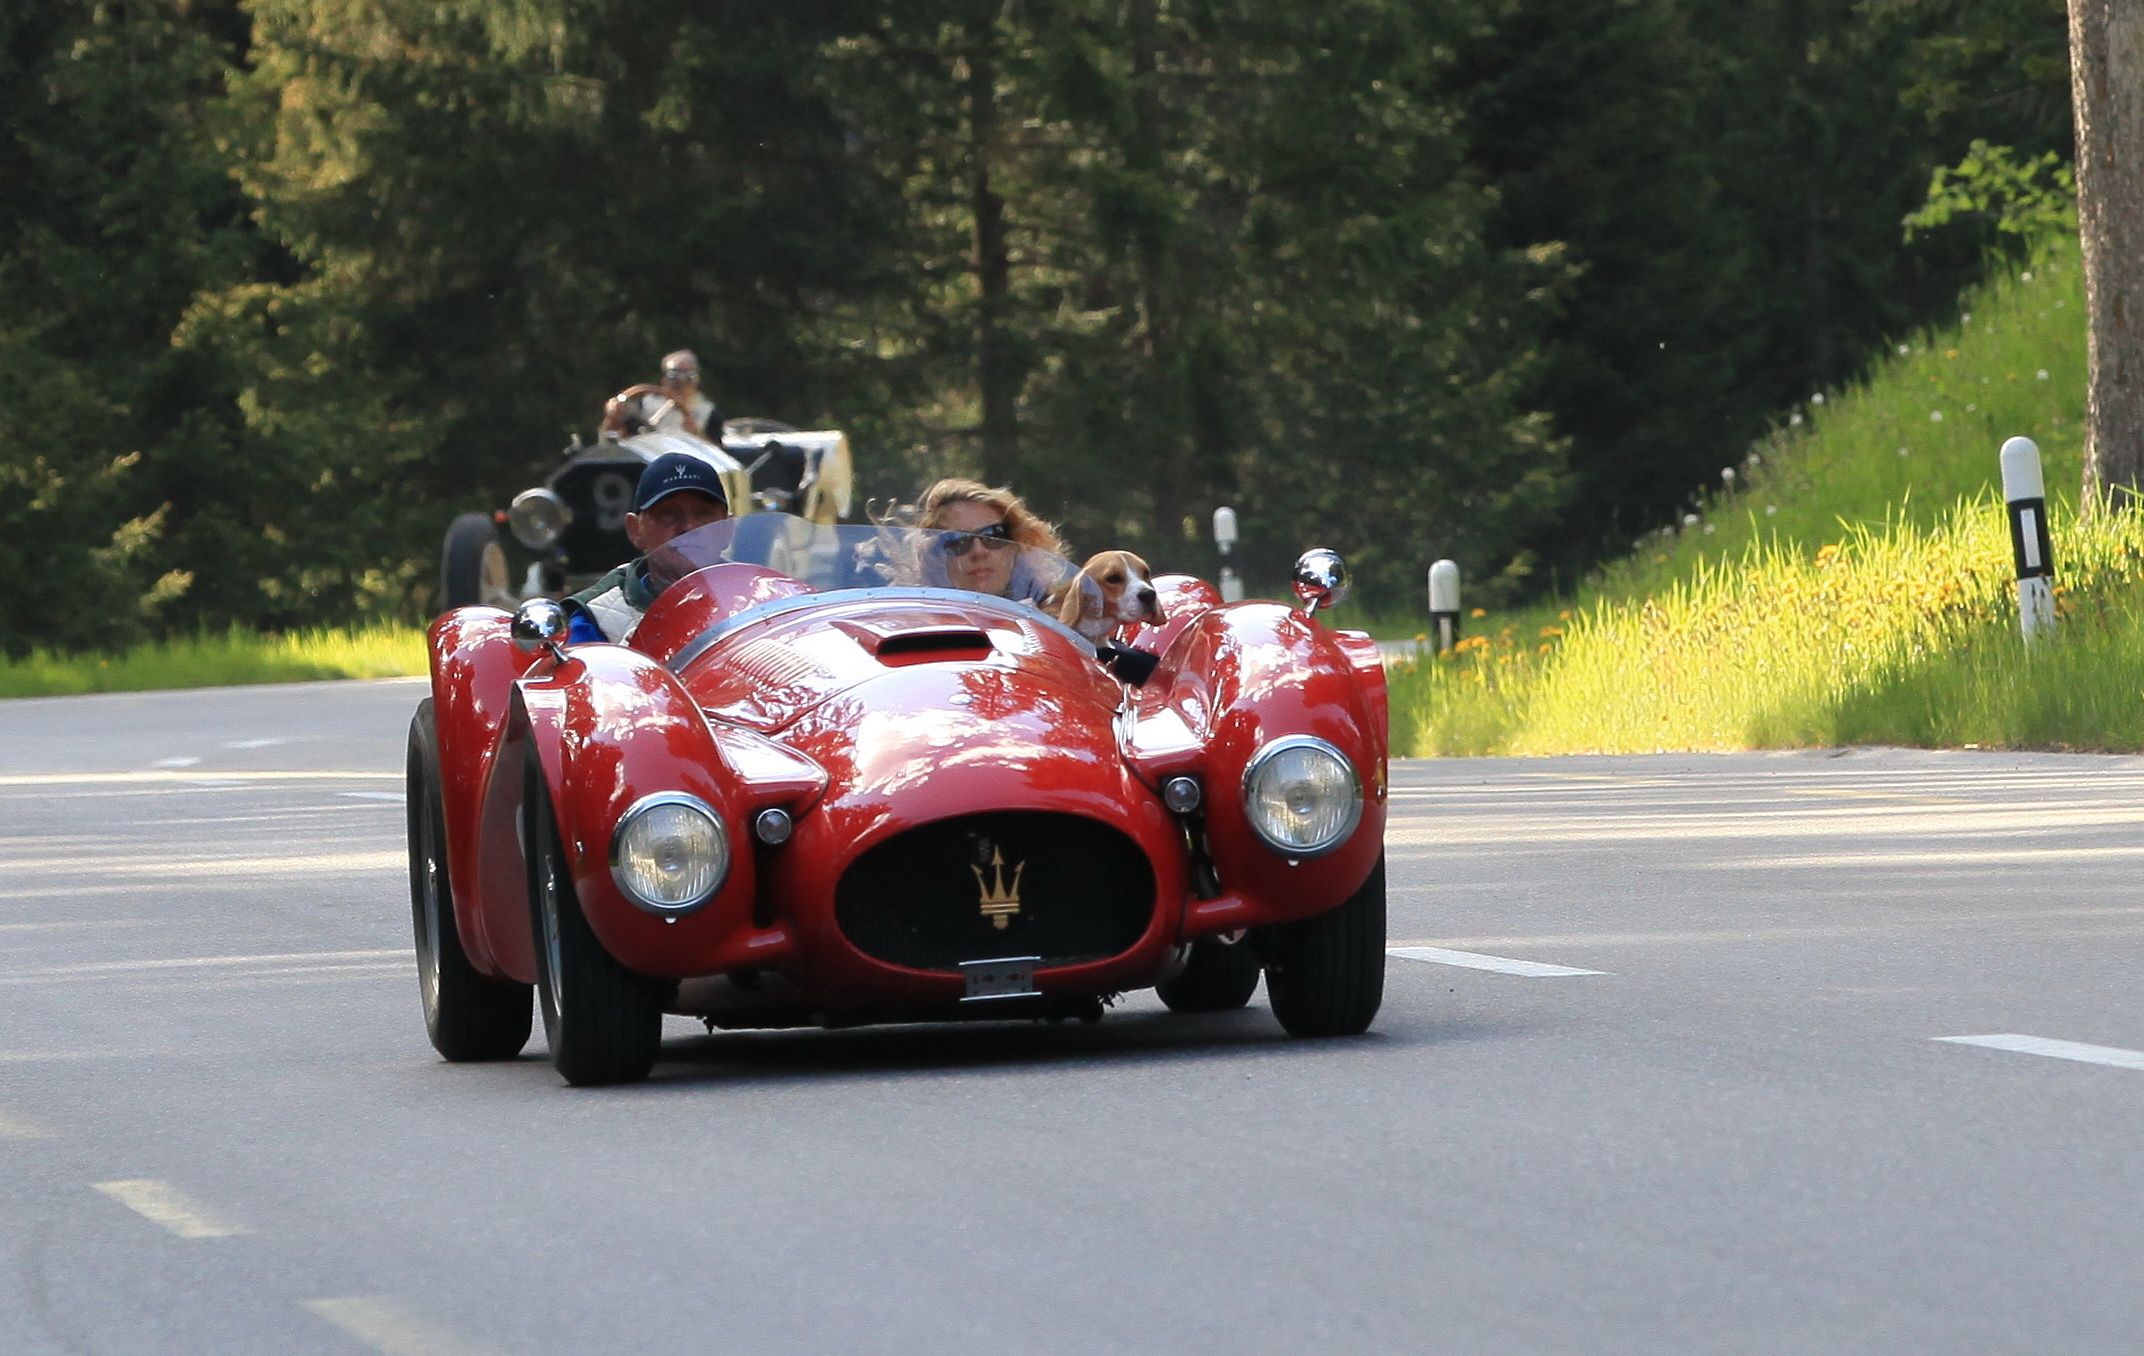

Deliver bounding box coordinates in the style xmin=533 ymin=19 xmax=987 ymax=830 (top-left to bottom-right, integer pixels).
xmin=0 ymin=623 xmax=427 ymax=699
xmin=1389 ymin=240 xmax=2119 ymax=756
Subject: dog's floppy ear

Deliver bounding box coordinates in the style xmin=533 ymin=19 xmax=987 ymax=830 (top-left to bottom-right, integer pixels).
xmin=1058 ymin=572 xmax=1102 ymax=626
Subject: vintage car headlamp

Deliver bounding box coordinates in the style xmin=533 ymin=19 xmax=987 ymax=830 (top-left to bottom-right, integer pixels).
xmin=610 ymin=793 xmax=728 ymax=913
xmin=508 ymin=488 xmax=570 ymax=549
xmin=1241 ymin=736 xmax=1361 ymax=857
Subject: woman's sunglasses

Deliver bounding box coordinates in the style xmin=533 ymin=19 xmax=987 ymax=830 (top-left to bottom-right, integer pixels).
xmin=943 ymin=522 xmax=1016 ymax=557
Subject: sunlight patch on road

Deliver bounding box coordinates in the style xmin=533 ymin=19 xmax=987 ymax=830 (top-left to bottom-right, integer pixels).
xmin=0 ymin=1105 xmax=54 ymax=1139
xmin=303 ymin=1296 xmax=499 ymax=1356
xmin=93 ymin=1179 xmax=250 ymax=1239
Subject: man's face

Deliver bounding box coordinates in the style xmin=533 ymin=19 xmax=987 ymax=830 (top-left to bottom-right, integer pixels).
xmin=661 ymin=363 xmax=699 ymax=396
xmin=626 ymin=491 xmax=728 ymax=552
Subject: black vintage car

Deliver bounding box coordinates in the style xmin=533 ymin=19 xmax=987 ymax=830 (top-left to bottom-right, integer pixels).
xmin=439 ymin=419 xmax=854 ymax=610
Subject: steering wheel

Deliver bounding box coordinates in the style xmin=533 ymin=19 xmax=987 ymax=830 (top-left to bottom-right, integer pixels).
xmin=603 ymin=383 xmax=700 ymax=437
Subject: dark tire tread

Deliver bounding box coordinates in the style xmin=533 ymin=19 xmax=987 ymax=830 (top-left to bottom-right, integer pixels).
xmin=526 ymin=753 xmax=664 ymax=1086
xmin=441 ymin=512 xmax=502 ymax=611
xmin=1156 ymin=937 xmax=1262 ymax=1013
xmin=1261 ymin=853 xmax=1386 ymax=1038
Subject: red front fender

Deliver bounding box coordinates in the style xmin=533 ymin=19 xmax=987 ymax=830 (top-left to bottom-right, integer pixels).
xmin=480 ymin=646 xmax=793 ymax=983
xmin=1131 ymin=603 xmax=1388 ymax=937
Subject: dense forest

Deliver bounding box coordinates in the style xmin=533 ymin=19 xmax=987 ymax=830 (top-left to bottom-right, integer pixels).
xmin=0 ymin=0 xmax=2077 ymax=656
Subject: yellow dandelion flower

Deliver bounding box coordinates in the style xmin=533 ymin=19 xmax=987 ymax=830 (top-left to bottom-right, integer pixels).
xmin=1469 ymin=607 xmax=1486 ymax=618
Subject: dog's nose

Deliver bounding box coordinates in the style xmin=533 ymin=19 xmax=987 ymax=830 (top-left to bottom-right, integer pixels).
xmin=1137 ymin=585 xmax=1157 ymax=610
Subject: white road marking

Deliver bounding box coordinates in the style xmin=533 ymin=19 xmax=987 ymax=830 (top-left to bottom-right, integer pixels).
xmin=150 ymin=757 xmax=201 ymax=768
xmin=1388 ymin=945 xmax=1607 ymax=977
xmin=3 ymin=949 xmax=403 ymax=979
xmin=1934 ymin=1034 xmax=2144 ymax=1072
xmin=92 ymin=1179 xmax=250 ymax=1239
xmin=303 ymin=1296 xmax=498 ymax=1356
xmin=0 ymin=1106 xmax=54 ymax=1139
xmin=340 ymin=791 xmax=406 ymax=803
xmin=0 ymin=1048 xmax=178 ymax=1064
xmin=0 ymin=770 xmax=399 ymax=787
xmin=223 ymin=738 xmax=287 ymax=749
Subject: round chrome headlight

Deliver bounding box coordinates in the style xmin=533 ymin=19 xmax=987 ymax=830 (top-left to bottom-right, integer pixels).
xmin=610 ymin=793 xmax=727 ymax=913
xmin=1241 ymin=736 xmax=1362 ymax=857
xmin=508 ymin=488 xmax=570 ymax=549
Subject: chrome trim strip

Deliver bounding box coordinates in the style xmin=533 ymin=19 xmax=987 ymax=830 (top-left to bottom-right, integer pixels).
xmin=1239 ymin=734 xmax=1364 ymax=859
xmin=608 ymin=791 xmax=728 ymax=914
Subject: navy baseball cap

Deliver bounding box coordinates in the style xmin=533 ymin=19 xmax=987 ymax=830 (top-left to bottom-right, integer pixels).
xmin=634 ymin=452 xmax=729 ymax=513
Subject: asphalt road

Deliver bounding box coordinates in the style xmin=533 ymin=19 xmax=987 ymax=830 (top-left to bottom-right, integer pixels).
xmin=4 ymin=679 xmax=2144 ymax=1354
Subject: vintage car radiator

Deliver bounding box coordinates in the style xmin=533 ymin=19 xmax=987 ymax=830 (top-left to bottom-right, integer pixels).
xmin=834 ymin=811 xmax=1155 ymax=972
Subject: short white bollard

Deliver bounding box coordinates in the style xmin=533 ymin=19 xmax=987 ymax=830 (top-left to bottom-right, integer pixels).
xmin=1427 ymin=559 xmax=1461 ymax=654
xmin=1212 ymin=506 xmax=1245 ymax=604
xmin=1999 ymin=435 xmax=2057 ymax=641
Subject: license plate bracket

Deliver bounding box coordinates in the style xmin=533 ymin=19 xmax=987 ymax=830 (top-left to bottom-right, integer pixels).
xmin=960 ymin=955 xmax=1041 ymax=1002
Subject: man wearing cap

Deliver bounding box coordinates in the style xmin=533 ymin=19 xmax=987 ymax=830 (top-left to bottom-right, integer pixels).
xmin=562 ymin=452 xmax=731 ymax=645
xmin=600 ymin=349 xmax=719 ymax=439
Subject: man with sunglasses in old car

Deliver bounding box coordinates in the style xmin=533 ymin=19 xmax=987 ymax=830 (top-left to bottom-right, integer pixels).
xmin=599 ymin=349 xmax=720 ymax=439
xmin=913 ymin=477 xmax=1070 ymax=604
xmin=561 ymin=453 xmax=731 ymax=645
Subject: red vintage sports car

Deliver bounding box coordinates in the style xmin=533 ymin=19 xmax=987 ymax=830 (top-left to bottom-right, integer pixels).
xmin=406 ymin=515 xmax=1389 ymax=1084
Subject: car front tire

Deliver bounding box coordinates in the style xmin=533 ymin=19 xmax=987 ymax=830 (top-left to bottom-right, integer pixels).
xmin=407 ymin=700 xmax=533 ymax=1061
xmin=441 ymin=512 xmax=513 ymax=611
xmin=1260 ymin=853 xmax=1386 ymax=1038
xmin=1155 ymin=937 xmax=1262 ymax=1013
xmin=524 ymin=753 xmax=664 ymax=1086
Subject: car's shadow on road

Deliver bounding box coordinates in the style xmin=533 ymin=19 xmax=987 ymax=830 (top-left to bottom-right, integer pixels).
xmin=621 ymin=999 xmax=1511 ymax=1092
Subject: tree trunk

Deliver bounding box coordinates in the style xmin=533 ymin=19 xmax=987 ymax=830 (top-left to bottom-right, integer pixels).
xmin=966 ymin=22 xmax=1019 ymax=485
xmin=1127 ymin=0 xmax=1185 ymax=539
xmin=2070 ymin=0 xmax=2144 ymax=502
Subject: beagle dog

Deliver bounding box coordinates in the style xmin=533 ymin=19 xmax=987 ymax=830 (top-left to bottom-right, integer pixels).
xmin=1057 ymin=550 xmax=1167 ymax=644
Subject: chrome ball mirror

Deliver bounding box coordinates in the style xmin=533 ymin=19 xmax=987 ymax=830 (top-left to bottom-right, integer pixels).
xmin=1291 ymin=549 xmax=1350 ymax=615
xmin=511 ymin=598 xmax=569 ymax=654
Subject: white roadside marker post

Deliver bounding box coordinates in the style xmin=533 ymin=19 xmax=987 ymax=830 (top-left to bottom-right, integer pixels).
xmin=1999 ymin=435 xmax=2057 ymax=641
xmin=1213 ymin=506 xmax=1244 ymax=604
xmin=1428 ymin=559 xmax=1461 ymax=654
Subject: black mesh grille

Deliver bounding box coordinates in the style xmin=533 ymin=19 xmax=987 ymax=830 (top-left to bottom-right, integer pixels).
xmin=836 ymin=812 xmax=1156 ymax=972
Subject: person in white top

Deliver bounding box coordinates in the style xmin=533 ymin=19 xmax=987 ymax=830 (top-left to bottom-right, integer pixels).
xmin=600 ymin=349 xmax=720 ymax=439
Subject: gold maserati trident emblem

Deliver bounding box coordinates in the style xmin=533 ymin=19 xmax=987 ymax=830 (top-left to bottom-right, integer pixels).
xmin=972 ymin=848 xmax=1025 ymax=930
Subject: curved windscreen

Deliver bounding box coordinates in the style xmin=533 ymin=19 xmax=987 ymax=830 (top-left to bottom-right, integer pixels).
xmin=644 ymin=513 xmax=1079 ymax=606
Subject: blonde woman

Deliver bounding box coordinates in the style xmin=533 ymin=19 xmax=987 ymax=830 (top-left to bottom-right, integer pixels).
xmin=913 ymin=478 xmax=1071 ymax=603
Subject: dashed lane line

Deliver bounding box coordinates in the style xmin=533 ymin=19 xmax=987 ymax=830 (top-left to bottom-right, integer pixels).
xmin=303 ymin=1296 xmax=499 ymax=1356
xmin=92 ymin=1179 xmax=250 ymax=1239
xmin=339 ymin=791 xmax=407 ymax=803
xmin=1934 ymin=1033 xmax=2144 ymax=1072
xmin=1388 ymin=945 xmax=1607 ymax=977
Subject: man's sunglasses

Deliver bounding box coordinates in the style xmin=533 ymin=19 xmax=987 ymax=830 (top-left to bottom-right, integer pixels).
xmin=662 ymin=368 xmax=697 ymax=383
xmin=944 ymin=522 xmax=1016 ymax=556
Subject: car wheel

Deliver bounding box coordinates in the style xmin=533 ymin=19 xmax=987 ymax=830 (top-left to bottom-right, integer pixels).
xmin=407 ymin=700 xmax=533 ymax=1061
xmin=1260 ymin=852 xmax=1386 ymax=1038
xmin=523 ymin=752 xmax=664 ymax=1086
xmin=1155 ymin=937 xmax=1262 ymax=1013
xmin=441 ymin=512 xmax=514 ymax=610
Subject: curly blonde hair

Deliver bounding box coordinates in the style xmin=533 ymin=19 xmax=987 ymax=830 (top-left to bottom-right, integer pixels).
xmin=916 ymin=478 xmax=1069 ymax=558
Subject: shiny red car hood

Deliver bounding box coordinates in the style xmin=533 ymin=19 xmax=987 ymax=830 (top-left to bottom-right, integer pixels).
xmin=664 ymin=591 xmax=1124 ymax=737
